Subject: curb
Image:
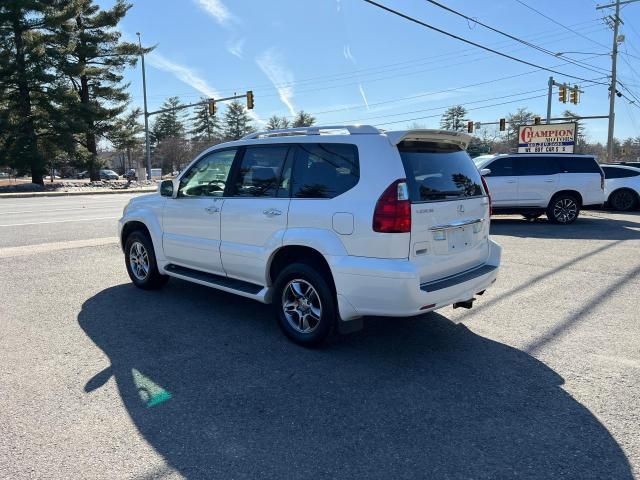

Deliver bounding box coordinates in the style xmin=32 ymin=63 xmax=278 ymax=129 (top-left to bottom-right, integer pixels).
xmin=0 ymin=188 xmax=157 ymax=199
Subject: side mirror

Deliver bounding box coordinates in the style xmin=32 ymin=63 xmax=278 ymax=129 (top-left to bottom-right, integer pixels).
xmin=160 ymin=179 xmax=174 ymax=197
xmin=480 ymin=168 xmax=491 ymax=176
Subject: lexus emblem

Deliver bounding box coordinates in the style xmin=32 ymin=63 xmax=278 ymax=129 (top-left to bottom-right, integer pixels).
xmin=458 ymin=204 xmax=465 ymax=213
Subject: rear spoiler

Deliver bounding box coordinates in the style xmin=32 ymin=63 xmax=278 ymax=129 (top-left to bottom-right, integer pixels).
xmin=385 ymin=129 xmax=472 ymax=150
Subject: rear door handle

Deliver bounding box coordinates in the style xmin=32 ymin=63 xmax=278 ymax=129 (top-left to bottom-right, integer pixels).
xmin=263 ymin=208 xmax=282 ymax=217
xmin=205 ymin=206 xmax=220 ymax=214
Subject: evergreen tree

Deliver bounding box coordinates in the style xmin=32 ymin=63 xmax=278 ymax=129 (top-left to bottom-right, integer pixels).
xmin=265 ymin=115 xmax=290 ymax=130
xmin=440 ymin=105 xmax=468 ymax=132
xmin=222 ymin=100 xmax=254 ymax=140
xmin=152 ymin=97 xmax=186 ymax=143
xmin=191 ymin=98 xmax=219 ymax=141
xmin=0 ymin=0 xmax=75 ymax=184
xmin=291 ymin=110 xmax=315 ymax=127
xmin=58 ymin=0 xmax=141 ymax=181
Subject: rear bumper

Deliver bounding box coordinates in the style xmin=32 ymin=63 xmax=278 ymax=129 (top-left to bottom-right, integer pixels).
xmin=329 ymin=240 xmax=501 ymax=321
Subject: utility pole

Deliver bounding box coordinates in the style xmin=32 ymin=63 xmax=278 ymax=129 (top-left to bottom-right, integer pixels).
xmin=137 ymin=32 xmax=152 ymax=180
xmin=546 ymin=76 xmax=553 ymax=124
xmin=606 ymin=0 xmax=620 ymax=162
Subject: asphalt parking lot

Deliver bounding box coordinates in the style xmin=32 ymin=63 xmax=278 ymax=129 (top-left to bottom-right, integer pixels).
xmin=1 ymin=195 xmax=639 ymax=479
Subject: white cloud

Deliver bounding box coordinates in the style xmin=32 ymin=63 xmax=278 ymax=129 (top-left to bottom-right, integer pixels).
xmin=226 ymin=37 xmax=245 ymax=59
xmin=146 ymin=52 xmax=220 ymax=98
xmin=256 ymin=48 xmax=296 ymax=116
xmin=194 ymin=0 xmax=234 ymax=26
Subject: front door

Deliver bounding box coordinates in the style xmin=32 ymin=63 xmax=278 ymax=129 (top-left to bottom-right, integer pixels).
xmin=162 ymin=148 xmax=238 ymax=274
xmin=220 ymin=145 xmax=292 ymax=285
xmin=484 ymin=157 xmax=518 ymax=207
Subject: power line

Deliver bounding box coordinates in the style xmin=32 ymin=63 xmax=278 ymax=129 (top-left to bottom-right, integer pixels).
xmin=361 ymin=0 xmax=610 ymax=85
xmin=513 ymin=0 xmax=610 ymax=50
xmin=362 ymin=82 xmax=604 ymax=128
xmin=424 ymin=0 xmax=609 ymax=75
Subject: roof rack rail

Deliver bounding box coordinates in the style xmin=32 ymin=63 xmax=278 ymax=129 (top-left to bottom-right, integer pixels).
xmin=242 ymin=124 xmax=380 ymax=140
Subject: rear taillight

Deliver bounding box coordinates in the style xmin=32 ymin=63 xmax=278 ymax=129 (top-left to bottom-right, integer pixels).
xmin=481 ymin=175 xmax=492 ymax=215
xmin=373 ymin=179 xmax=411 ymax=233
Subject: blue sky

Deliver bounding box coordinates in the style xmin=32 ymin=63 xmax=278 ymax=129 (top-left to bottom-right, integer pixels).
xmin=102 ymin=0 xmax=640 ymax=143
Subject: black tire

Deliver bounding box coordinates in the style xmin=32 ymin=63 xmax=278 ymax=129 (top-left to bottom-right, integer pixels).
xmin=546 ymin=193 xmax=580 ymax=224
xmin=272 ymin=262 xmax=337 ymax=347
xmin=609 ymin=189 xmax=638 ymax=212
xmin=522 ymin=213 xmax=542 ymax=221
xmin=124 ymin=230 xmax=169 ymax=290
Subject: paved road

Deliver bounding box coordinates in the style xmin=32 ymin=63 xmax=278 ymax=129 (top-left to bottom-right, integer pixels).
xmin=0 ymin=194 xmax=142 ymax=248
xmin=1 ymin=197 xmax=639 ymax=479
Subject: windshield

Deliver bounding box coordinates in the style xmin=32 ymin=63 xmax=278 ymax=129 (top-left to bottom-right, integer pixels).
xmin=398 ymin=141 xmax=484 ymax=202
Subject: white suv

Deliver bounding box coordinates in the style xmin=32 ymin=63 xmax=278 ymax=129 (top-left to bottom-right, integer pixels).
xmin=474 ymin=153 xmax=605 ymax=223
xmin=119 ymin=126 xmax=501 ymax=345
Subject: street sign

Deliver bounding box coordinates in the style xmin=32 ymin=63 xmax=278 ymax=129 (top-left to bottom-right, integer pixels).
xmin=517 ymin=122 xmax=576 ymax=154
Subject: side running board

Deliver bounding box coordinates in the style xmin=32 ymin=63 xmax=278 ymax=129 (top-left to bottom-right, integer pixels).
xmin=165 ymin=264 xmax=263 ymax=295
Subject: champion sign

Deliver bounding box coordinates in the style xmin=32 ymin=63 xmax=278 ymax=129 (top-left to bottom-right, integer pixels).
xmin=517 ymin=122 xmax=576 ymax=154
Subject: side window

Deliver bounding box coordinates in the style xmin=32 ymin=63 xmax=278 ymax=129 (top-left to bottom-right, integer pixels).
xmin=178 ymin=149 xmax=237 ymax=197
xmin=291 ymin=143 xmax=359 ymax=198
xmin=603 ymin=167 xmax=640 ymax=179
xmin=231 ymin=145 xmax=290 ymax=198
xmin=560 ymin=157 xmax=600 ymax=173
xmin=514 ymin=156 xmax=560 ymax=176
xmin=485 ymin=157 xmax=514 ymax=177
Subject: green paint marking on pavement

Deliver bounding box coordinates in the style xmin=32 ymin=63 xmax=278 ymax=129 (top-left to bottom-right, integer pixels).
xmin=131 ymin=368 xmax=172 ymax=408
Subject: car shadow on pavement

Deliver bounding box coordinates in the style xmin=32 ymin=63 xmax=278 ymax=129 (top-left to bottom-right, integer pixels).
xmin=490 ymin=213 xmax=640 ymax=240
xmin=78 ymin=281 xmax=633 ymax=480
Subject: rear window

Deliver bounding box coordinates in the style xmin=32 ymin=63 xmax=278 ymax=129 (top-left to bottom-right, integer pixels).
xmin=559 ymin=156 xmax=600 ymax=173
xmin=398 ymin=141 xmax=484 ymax=202
xmin=291 ymin=143 xmax=359 ymax=198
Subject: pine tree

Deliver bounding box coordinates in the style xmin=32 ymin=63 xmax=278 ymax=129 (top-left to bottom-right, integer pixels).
xmin=440 ymin=105 xmax=468 ymax=132
xmin=291 ymin=110 xmax=315 ymax=128
xmin=0 ymin=0 xmax=75 ymax=184
xmin=59 ymin=0 xmax=141 ymax=181
xmin=265 ymin=115 xmax=290 ymax=130
xmin=222 ymin=100 xmax=254 ymax=140
xmin=152 ymin=97 xmax=186 ymax=144
xmin=191 ymin=98 xmax=220 ymax=141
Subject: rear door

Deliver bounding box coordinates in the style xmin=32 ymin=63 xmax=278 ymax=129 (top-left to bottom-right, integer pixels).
xmin=220 ymin=144 xmax=292 ymax=285
xmin=482 ymin=157 xmax=518 ymax=207
xmin=513 ymin=156 xmax=560 ymax=207
xmin=398 ymin=141 xmax=491 ymax=284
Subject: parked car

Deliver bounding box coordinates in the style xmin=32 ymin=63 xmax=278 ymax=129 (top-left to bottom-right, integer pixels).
xmin=119 ymin=126 xmax=501 ymax=346
xmin=616 ymin=161 xmax=640 ymax=169
xmin=474 ymin=153 xmax=605 ymax=224
xmin=76 ymin=170 xmax=88 ymax=179
xmin=99 ymin=169 xmax=119 ymax=180
xmin=123 ymin=169 xmax=137 ymax=180
xmin=601 ymin=164 xmax=640 ymax=211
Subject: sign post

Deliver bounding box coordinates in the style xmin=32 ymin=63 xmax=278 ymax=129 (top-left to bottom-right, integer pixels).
xmin=517 ymin=122 xmax=576 ymax=154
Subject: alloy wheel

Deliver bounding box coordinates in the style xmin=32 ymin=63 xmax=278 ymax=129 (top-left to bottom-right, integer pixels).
xmin=129 ymin=241 xmax=150 ymax=281
xmin=282 ymin=279 xmax=323 ymax=334
xmin=553 ymin=198 xmax=578 ymax=223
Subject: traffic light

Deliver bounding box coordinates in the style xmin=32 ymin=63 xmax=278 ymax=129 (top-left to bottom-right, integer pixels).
xmin=208 ymin=99 xmax=216 ymax=115
xmin=558 ymin=84 xmax=567 ymax=103
xmin=570 ymin=85 xmax=580 ymax=105
xmin=467 ymin=121 xmax=474 ymax=133
xmin=246 ymin=90 xmax=254 ymax=110
xmin=499 ymin=118 xmax=506 ymax=131
xmin=534 ymin=116 xmax=541 ymax=125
